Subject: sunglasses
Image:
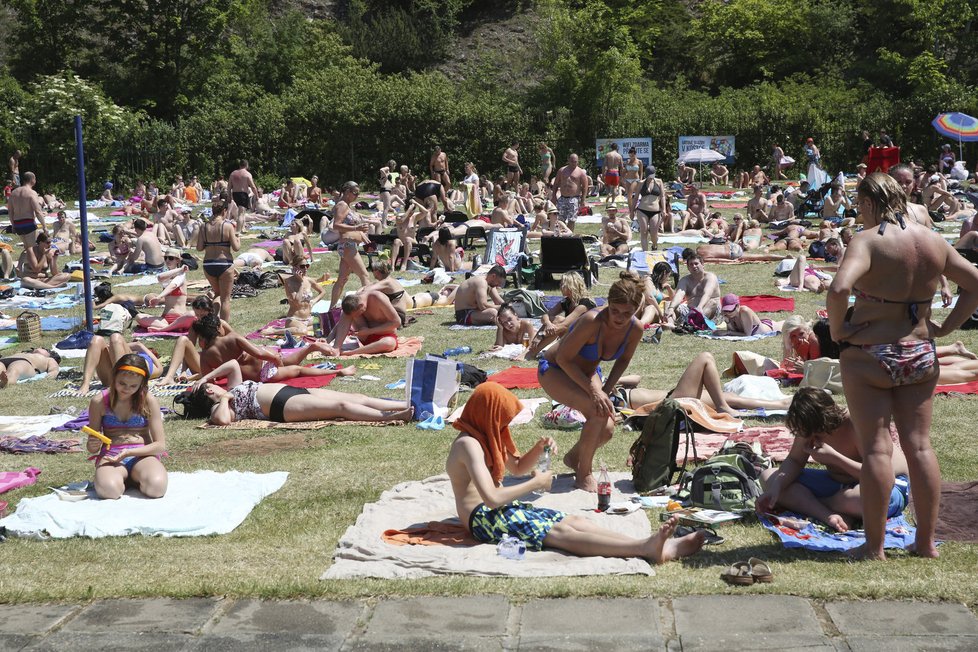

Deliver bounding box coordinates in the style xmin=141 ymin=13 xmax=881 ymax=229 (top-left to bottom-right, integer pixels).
xmin=164 ymin=256 xmax=180 ymax=261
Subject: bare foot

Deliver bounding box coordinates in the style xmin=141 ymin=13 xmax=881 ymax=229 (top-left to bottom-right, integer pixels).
xmin=825 ymin=514 xmax=850 ymax=533
xmin=336 ymin=365 xmax=356 ymax=376
xmin=718 ymin=404 xmax=742 ymax=418
xmin=77 ymin=384 xmax=90 ymax=395
xmin=0 ymin=371 xmax=7 ymax=389
xmin=952 ymin=340 xmax=977 ymax=360
xmin=388 ymin=406 xmax=414 ymax=421
xmin=574 ymin=473 xmax=598 ymax=492
xmin=846 ymin=543 xmax=886 ymax=561
xmin=907 ymin=542 xmax=940 ymax=559
xmin=645 ymin=516 xmax=706 ymax=564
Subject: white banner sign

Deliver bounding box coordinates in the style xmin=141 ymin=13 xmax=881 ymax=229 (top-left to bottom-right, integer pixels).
xmin=678 ymin=136 xmax=736 ymax=164
xmin=596 ymin=138 xmax=653 ymax=167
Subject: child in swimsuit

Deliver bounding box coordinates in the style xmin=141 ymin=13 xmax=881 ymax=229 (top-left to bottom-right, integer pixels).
xmin=85 ymin=353 xmax=168 ymax=499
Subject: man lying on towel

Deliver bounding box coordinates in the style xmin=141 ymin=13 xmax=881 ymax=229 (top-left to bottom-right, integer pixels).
xmin=446 ymin=382 xmax=705 ymax=564
xmin=330 ymin=290 xmax=400 ymax=356
xmin=758 ymin=388 xmax=910 ymax=533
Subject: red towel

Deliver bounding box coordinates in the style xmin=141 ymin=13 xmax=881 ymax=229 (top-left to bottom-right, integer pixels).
xmin=934 ymin=380 xmax=978 ymax=396
xmin=739 ymin=295 xmax=795 ymax=313
xmin=490 ymin=366 xmax=541 ymax=389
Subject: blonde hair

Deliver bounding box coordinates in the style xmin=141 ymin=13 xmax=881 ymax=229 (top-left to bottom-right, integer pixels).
xmin=856 ymin=172 xmax=907 ymax=225
xmin=607 ymin=271 xmax=644 ymax=308
xmin=781 ymin=314 xmax=812 ymax=358
xmin=746 ymin=218 xmax=760 ymax=229
xmin=560 ymin=271 xmax=588 ymax=304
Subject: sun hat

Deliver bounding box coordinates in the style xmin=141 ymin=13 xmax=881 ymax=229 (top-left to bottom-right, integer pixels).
xmin=720 ymin=293 xmax=740 ymax=312
xmin=165 ymin=247 xmax=181 ymax=258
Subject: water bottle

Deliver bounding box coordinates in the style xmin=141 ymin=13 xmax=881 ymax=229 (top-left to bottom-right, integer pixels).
xmin=496 ymin=535 xmax=526 ymax=560
xmin=537 ymin=445 xmax=551 ymax=473
xmin=597 ymin=463 xmax=612 ymax=512
xmin=443 ymin=346 xmax=472 ymax=357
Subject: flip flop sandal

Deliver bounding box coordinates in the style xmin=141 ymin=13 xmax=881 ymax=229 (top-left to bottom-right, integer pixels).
xmin=748 ymin=557 xmax=774 ymax=583
xmin=675 ymin=525 xmax=725 ymax=545
xmin=721 ymin=561 xmax=754 ymax=585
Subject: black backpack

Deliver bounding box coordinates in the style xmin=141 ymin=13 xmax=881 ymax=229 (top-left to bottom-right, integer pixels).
xmin=626 ymin=398 xmax=696 ymax=493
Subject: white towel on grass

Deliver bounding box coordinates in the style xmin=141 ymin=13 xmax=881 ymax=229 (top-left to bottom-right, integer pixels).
xmin=322 ymin=472 xmax=654 ymax=579
xmin=0 ymin=470 xmax=288 ymax=539
xmin=0 ymin=414 xmax=75 ymax=439
xmin=115 ymin=275 xmax=161 ymax=287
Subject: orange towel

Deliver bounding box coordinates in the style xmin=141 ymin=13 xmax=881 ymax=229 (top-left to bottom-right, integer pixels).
xmin=452 ymin=382 xmax=523 ymax=486
xmin=382 ymin=520 xmax=478 ymax=547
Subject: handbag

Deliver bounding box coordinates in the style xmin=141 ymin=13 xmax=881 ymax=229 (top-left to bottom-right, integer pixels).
xmin=405 ymin=356 xmax=460 ymax=420
xmin=800 ymin=357 xmax=843 ymax=395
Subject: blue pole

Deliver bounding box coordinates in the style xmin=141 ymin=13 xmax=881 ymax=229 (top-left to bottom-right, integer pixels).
xmin=74 ymin=116 xmax=94 ymax=332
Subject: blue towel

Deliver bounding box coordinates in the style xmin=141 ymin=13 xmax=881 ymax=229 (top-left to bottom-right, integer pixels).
xmin=760 ymin=512 xmax=917 ymax=552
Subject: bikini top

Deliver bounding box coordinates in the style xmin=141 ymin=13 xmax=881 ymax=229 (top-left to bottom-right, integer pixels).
xmin=640 ymin=178 xmax=660 ymax=197
xmin=161 ymin=273 xmax=186 ymax=297
xmin=625 ymin=163 xmax=641 ymax=172
xmin=204 ymin=222 xmax=231 ymax=248
xmin=854 ymin=213 xmax=929 ymax=324
xmin=101 ymin=390 xmax=150 ymax=436
xmin=570 ymin=310 xmax=634 ymax=361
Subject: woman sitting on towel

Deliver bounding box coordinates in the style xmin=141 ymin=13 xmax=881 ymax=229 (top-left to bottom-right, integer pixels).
xmin=446 ymin=382 xmax=705 ymax=563
xmin=527 ymin=272 xmax=595 ymax=358
xmin=259 ymin=252 xmax=325 ymax=338
xmin=182 ymin=359 xmax=413 ymax=424
xmin=491 ymin=302 xmax=537 ymax=358
xmin=616 ymin=351 xmax=792 ymax=415
xmin=638 ymin=262 xmax=675 ymax=329
xmin=86 ymin=353 xmax=167 ymax=499
xmin=537 ymin=271 xmax=644 ymax=492
xmin=134 ymin=249 xmax=193 ymax=332
xmin=719 ymin=293 xmax=779 ymax=336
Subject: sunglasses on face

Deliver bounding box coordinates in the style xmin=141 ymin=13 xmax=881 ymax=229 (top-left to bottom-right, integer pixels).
xmin=164 ymin=256 xmax=180 ymax=261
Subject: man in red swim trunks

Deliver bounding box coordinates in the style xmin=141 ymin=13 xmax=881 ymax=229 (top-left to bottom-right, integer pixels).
xmin=603 ymin=143 xmax=623 ymax=204
xmin=332 ymin=290 xmax=401 ymax=356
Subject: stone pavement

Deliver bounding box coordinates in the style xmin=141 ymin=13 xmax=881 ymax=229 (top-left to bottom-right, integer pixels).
xmin=2 ymin=595 xmax=977 ymax=651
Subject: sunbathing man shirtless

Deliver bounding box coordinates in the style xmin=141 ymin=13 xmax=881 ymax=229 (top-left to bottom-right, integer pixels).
xmin=757 ymin=388 xmax=910 ymax=533
xmin=429 ymin=146 xmax=451 ymax=191
xmin=667 ymin=252 xmax=721 ymax=322
xmin=447 ymin=382 xmax=705 ymax=565
xmin=746 ymin=185 xmax=770 ymax=223
xmin=329 ymin=290 xmax=401 ymax=356
xmin=768 ymin=194 xmax=795 ymax=222
xmin=0 ymin=348 xmax=60 ymax=388
xmin=453 ymin=265 xmax=506 ymax=326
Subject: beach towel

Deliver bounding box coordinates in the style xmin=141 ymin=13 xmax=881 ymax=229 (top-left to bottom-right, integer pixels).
xmin=116 ymin=275 xmax=162 ymax=287
xmin=337 ymin=336 xmax=424 ymax=359
xmin=132 ymin=329 xmax=189 ymax=339
xmin=695 ymin=331 xmax=779 ymax=341
xmin=480 ymin=344 xmax=527 ymax=360
xmin=382 ymin=521 xmax=478 ymax=547
xmin=739 ymin=295 xmax=795 ymax=313
xmin=489 ymin=365 xmax=542 ymax=389
xmin=0 ymin=435 xmax=79 ymax=454
xmin=933 ymin=380 xmax=978 ymax=396
xmin=199 ymin=418 xmax=406 ymax=430
xmin=322 ymin=472 xmax=654 ymax=579
xmin=760 ymin=512 xmax=916 ymax=553
xmin=0 ymin=316 xmax=81 ymax=331
xmin=634 ymin=397 xmax=742 ymax=433
xmin=0 ymin=467 xmax=41 ymax=495
xmin=911 ymin=481 xmax=978 ymax=543
xmin=0 ymin=414 xmax=76 ymax=439
xmin=0 ymin=470 xmax=288 ymax=539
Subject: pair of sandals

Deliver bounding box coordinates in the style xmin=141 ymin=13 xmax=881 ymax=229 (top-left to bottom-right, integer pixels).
xmin=416 ymin=415 xmax=445 ymax=430
xmin=721 ymin=557 xmax=774 ymax=585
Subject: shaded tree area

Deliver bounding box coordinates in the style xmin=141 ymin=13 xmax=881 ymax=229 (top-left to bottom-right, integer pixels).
xmin=2 ymin=0 xmax=977 ymax=193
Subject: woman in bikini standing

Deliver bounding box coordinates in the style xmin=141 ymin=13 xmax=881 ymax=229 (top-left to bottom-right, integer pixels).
xmin=622 ymin=147 xmax=644 ymax=221
xmin=196 ymin=200 xmax=239 ymax=322
xmin=827 ymin=172 xmax=978 ymax=561
xmin=537 ymin=271 xmax=644 ymax=491
xmin=538 ymin=142 xmax=555 ymax=186
xmin=635 ymin=165 xmax=666 ymax=251
xmin=329 ymin=181 xmax=372 ymax=309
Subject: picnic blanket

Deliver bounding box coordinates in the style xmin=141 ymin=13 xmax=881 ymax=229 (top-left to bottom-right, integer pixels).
xmin=322 ymin=472 xmax=654 ymax=579
xmin=911 ymin=481 xmax=978 ymax=543
xmin=739 ymin=295 xmax=795 ymax=313
xmin=0 ymin=470 xmax=288 ymax=539
xmin=760 ymin=512 xmax=916 ymax=553
xmin=489 ymin=365 xmax=541 ymax=389
xmin=0 ymin=467 xmax=41 ymax=495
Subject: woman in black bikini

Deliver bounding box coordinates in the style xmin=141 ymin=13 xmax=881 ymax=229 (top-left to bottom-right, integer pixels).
xmin=635 ymin=166 xmax=666 ymax=251
xmin=196 ymin=200 xmax=239 ymax=322
xmin=827 ymin=172 xmax=978 ymax=560
xmin=181 ymin=359 xmax=413 ymax=424
xmin=0 ymin=348 xmax=61 ymax=388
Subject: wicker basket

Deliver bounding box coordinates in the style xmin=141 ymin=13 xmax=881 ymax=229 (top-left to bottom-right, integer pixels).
xmin=16 ymin=311 xmax=41 ymax=343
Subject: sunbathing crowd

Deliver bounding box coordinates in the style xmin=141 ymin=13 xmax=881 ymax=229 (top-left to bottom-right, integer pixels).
xmin=5 ymin=142 xmax=978 ymax=567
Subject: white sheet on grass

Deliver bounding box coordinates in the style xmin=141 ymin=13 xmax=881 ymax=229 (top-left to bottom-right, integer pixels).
xmin=115 ymin=275 xmax=162 ymax=287
xmin=322 ymin=472 xmax=654 ymax=579
xmin=0 ymin=470 xmax=288 ymax=539
xmin=0 ymin=414 xmax=75 ymax=439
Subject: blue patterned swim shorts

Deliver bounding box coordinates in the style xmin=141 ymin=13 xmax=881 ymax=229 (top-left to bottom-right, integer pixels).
xmin=467 ymin=501 xmax=566 ymax=551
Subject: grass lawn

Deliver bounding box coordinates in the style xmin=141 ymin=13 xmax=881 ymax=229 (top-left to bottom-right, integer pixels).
xmin=2 ymin=193 xmax=977 ymax=607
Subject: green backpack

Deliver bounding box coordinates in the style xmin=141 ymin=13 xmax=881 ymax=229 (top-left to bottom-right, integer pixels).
xmin=678 ymin=449 xmax=764 ymax=513
xmin=627 ymin=398 xmax=696 ymax=493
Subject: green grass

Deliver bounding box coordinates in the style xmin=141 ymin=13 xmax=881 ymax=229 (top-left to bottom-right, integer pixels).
xmin=2 ymin=199 xmax=977 ymax=606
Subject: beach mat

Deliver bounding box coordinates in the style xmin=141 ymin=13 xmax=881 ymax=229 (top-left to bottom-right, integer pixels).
xmin=911 ymin=481 xmax=978 ymax=543
xmin=489 ymin=365 xmax=541 ymax=389
xmin=739 ymin=295 xmax=795 ymax=313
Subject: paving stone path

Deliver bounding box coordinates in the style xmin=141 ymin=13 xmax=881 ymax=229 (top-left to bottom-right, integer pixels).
xmin=2 ymin=595 xmax=977 ymax=650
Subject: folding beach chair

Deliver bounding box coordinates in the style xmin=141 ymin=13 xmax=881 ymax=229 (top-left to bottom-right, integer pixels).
xmin=534 ymin=236 xmax=597 ymax=289
xmin=484 ymin=227 xmax=530 ymax=288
